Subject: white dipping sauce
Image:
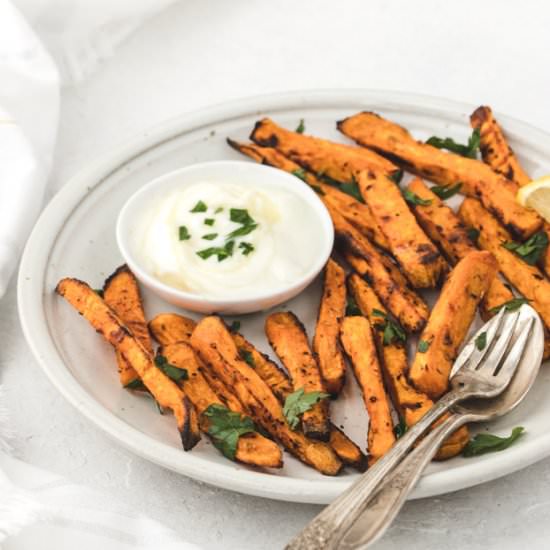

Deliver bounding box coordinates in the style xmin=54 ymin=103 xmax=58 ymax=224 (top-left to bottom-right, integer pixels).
xmin=134 ymin=181 xmax=321 ymax=298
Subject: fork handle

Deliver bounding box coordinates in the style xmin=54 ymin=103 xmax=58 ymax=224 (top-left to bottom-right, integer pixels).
xmin=285 ymin=387 xmax=472 ymax=550
xmin=338 ymin=412 xmax=470 ymax=549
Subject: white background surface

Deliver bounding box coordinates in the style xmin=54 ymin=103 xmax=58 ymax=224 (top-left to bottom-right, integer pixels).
xmin=3 ymin=1 xmax=550 ymax=548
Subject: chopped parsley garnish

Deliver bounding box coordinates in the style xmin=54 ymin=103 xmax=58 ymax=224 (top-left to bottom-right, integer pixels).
xmin=227 ymin=208 xmax=258 ymax=240
xmin=403 ymin=189 xmax=432 ymax=206
xmin=196 ymin=240 xmax=235 ymax=262
xmin=154 ymin=355 xmax=188 ymax=382
xmin=292 ymin=168 xmax=307 ymax=181
xmin=431 ymin=182 xmax=462 ymax=200
xmin=339 ymin=177 xmax=364 ymax=203
xmin=372 ymin=309 xmax=407 ymax=346
xmin=227 ymin=223 xmax=258 ymax=239
xmin=345 ymin=295 xmax=362 ymax=316
xmin=178 ymin=225 xmax=191 ymax=241
xmin=239 ymin=242 xmax=254 ymax=255
xmin=418 ymin=340 xmax=431 ymax=353
xmin=426 ymin=128 xmax=481 ymax=159
xmin=124 ymin=378 xmax=147 ymax=391
xmin=311 ymin=184 xmax=325 ymax=195
xmin=202 ymin=233 xmax=218 ymax=240
xmin=463 ymin=427 xmax=524 ymax=457
xmin=394 ymin=417 xmax=408 ymax=439
xmin=230 ymin=208 xmax=255 ymax=225
xmin=93 ymin=288 xmax=104 ymax=298
xmin=502 ymin=230 xmax=549 ymax=265
xmin=214 ymin=207 xmax=224 ymax=214
xmin=475 ymin=332 xmax=487 ymax=351
xmin=203 ymin=404 xmax=257 ymax=460
xmin=239 ymin=349 xmax=255 ymax=367
xmin=490 ymin=297 xmax=530 ymax=314
xmin=389 ymin=169 xmax=404 ymax=185
xmin=190 ymin=200 xmax=207 ymax=213
xmin=204 ymin=218 xmax=215 ymax=226
xmin=295 ymin=118 xmax=306 ymax=134
xmin=283 ymin=388 xmax=330 ymax=430
xmin=229 ymin=320 xmax=241 ymax=332
xmin=467 ymin=227 xmax=480 ymax=242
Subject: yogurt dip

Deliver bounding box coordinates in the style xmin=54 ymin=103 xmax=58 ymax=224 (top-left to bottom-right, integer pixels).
xmin=134 ymin=180 xmax=322 ymax=298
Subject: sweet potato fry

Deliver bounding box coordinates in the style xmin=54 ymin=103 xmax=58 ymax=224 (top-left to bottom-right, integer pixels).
xmin=161 ymin=342 xmax=282 ymax=468
xmin=233 ymin=331 xmax=366 ymax=470
xmin=409 ymin=251 xmax=498 ymax=398
xmin=470 ymin=106 xmax=550 ymax=277
xmin=149 ymin=313 xmax=196 ymax=345
xmin=407 ymin=177 xmax=514 ymax=317
xmin=459 ymin=198 xmax=550 ymax=331
xmin=312 ymin=259 xmax=347 ymax=395
xmin=347 ymin=273 xmax=469 ymax=459
xmin=56 ymin=278 xmax=200 ymax=450
xmin=249 ymin=117 xmax=397 ymax=183
xmin=103 ymin=265 xmax=153 ymax=388
xmin=265 ymin=312 xmax=330 ymax=441
xmin=340 ymin=316 xmax=395 ymax=462
xmin=227 ymin=139 xmax=390 ymax=251
xmin=470 ymin=106 xmax=530 ymax=185
xmin=191 ymin=316 xmax=342 ymax=475
xmin=356 ymin=171 xmax=446 ymax=288
xmin=337 ymin=111 xmax=542 ymax=239
xmin=340 ymin=232 xmax=429 ymax=334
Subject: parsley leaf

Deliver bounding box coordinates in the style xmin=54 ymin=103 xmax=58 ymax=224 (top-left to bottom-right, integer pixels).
xmin=196 ymin=240 xmax=235 ymax=262
xmin=463 ymin=427 xmax=525 ymax=457
xmin=230 ymin=208 xmax=255 ymax=225
xmin=467 ymin=227 xmax=480 ymax=242
xmin=124 ymin=378 xmax=147 ymax=391
xmin=239 ymin=349 xmax=255 ymax=367
xmin=311 ymin=184 xmax=325 ymax=195
xmin=403 ymin=189 xmax=432 ymax=206
xmin=346 ymin=295 xmax=362 ymax=316
xmin=394 ymin=417 xmax=408 ymax=439
xmin=202 ymin=233 xmax=218 ymax=240
xmin=204 ymin=218 xmax=215 ymax=226
xmin=431 ymin=182 xmax=462 ymax=200
xmin=227 ymin=223 xmax=258 ymax=239
xmin=283 ymin=388 xmax=330 ymax=430
xmin=490 ymin=297 xmax=530 ymax=313
xmin=203 ymin=404 xmax=257 ymax=460
xmin=178 ymin=226 xmax=191 ymax=241
xmin=292 ymin=168 xmax=307 ymax=181
xmin=418 ymin=340 xmax=430 ymax=353
xmin=295 ymin=118 xmax=305 ymax=134
xmin=190 ymin=200 xmax=207 ymax=213
xmin=388 ymin=169 xmax=404 ymax=185
xmin=426 ymin=128 xmax=481 ymax=159
xmin=339 ymin=177 xmax=365 ymax=203
xmin=502 ymin=231 xmax=549 ymax=265
xmin=371 ymin=309 xmax=406 ymax=345
xmin=214 ymin=207 xmax=223 ymax=214
xmin=239 ymin=242 xmax=254 ymax=255
xmin=154 ymin=355 xmax=188 ymax=382
xmin=229 ymin=320 xmax=241 ymax=332
xmin=475 ymin=331 xmax=487 ymax=351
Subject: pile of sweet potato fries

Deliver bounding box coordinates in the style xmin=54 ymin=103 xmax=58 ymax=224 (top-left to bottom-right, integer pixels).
xmin=56 ymin=105 xmax=550 ymax=474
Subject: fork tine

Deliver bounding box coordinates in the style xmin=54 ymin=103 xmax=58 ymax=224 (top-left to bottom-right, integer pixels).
xmin=451 ymin=307 xmax=506 ymax=378
xmin=494 ymin=316 xmax=534 ymax=381
xmin=477 ymin=311 xmax=521 ymax=374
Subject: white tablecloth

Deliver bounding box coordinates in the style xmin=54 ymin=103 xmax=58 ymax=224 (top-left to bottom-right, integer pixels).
xmin=4 ymin=1 xmax=550 ymax=548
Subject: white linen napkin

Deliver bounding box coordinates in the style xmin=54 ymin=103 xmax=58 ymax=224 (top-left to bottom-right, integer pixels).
xmin=0 ymin=1 xmax=199 ymax=547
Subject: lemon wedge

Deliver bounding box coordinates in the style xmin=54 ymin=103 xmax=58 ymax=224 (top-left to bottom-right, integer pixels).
xmin=517 ymin=175 xmax=550 ymax=223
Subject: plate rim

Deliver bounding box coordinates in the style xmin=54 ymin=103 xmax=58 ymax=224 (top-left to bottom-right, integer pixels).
xmin=17 ymin=88 xmax=550 ymax=504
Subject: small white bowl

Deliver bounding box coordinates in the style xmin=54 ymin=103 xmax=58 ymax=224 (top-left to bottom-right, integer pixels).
xmin=116 ymin=160 xmax=334 ymax=314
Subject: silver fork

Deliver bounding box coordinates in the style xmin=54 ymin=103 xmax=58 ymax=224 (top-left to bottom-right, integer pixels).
xmin=286 ymin=307 xmax=532 ymax=550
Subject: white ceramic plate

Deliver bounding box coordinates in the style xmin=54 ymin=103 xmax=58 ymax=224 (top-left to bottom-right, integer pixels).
xmin=18 ymin=90 xmax=550 ymax=504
